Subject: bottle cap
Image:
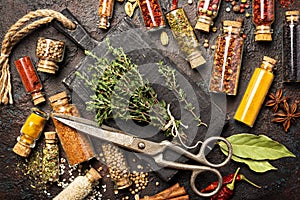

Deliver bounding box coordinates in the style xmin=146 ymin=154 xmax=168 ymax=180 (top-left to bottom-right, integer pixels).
xmin=286 ymin=10 xmax=300 ymax=16
xmin=98 ymin=17 xmax=109 ymax=29
xmin=86 ymin=168 xmax=102 ymax=183
xmin=263 ymin=56 xmax=277 ymax=65
xmin=37 ymin=60 xmax=59 ymax=74
xmin=188 ymin=51 xmax=206 ymax=69
xmin=255 ymin=33 xmax=272 ymax=41
xmin=116 ymin=177 xmax=132 ymax=189
xmin=49 ymin=91 xmax=68 ymax=103
xmin=13 ymin=142 xmax=31 ymax=157
xmin=44 ymin=131 xmax=57 ymax=140
xmin=195 ymin=21 xmax=211 ymax=32
xmin=223 ymin=20 xmax=242 ymax=28
xmin=32 ymin=91 xmax=46 ymax=105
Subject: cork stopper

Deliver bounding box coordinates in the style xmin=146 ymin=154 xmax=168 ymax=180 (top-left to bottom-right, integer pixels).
xmin=99 ymin=17 xmax=109 ymax=29
xmin=32 ymin=91 xmax=46 ymax=105
xmin=49 ymin=91 xmax=68 ymax=104
xmin=255 ymin=33 xmax=272 ymax=41
xmin=195 ymin=21 xmax=210 ymax=32
xmin=223 ymin=20 xmax=242 ymax=28
xmin=263 ymin=56 xmax=277 ymax=65
xmin=116 ymin=177 xmax=132 ymax=189
xmin=86 ymin=168 xmax=102 ymax=183
xmin=188 ymin=51 xmax=206 ymax=69
xmin=44 ymin=131 xmax=57 ymax=144
xmin=195 ymin=16 xmax=212 ymax=32
xmin=13 ymin=142 xmax=31 ymax=157
xmin=37 ymin=60 xmax=59 ymax=74
xmin=286 ymin=10 xmax=300 ymax=16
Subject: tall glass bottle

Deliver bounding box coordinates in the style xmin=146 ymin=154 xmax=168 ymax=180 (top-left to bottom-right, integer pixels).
xmin=98 ymin=0 xmax=115 ymax=29
xmin=165 ymin=8 xmax=206 ymax=68
xmin=234 ymin=56 xmax=277 ymax=127
xmin=209 ymin=20 xmax=244 ymax=95
xmin=53 ymin=167 xmax=101 ymax=200
xmin=49 ymin=91 xmax=95 ymax=166
xmin=283 ymin=10 xmax=300 ymax=82
xmin=252 ymin=0 xmax=275 ymax=41
xmin=14 ymin=56 xmax=46 ymax=105
xmin=195 ymin=0 xmax=221 ymax=32
xmin=13 ymin=108 xmax=49 ymax=157
xmin=137 ymin=0 xmax=165 ymax=30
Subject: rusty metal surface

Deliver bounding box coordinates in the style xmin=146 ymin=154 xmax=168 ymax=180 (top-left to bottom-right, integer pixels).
xmin=0 ymin=0 xmax=300 ymax=199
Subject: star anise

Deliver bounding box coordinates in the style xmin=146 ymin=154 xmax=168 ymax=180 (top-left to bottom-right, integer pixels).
xmin=265 ymin=88 xmax=288 ymax=113
xmin=272 ymin=100 xmax=300 ymax=132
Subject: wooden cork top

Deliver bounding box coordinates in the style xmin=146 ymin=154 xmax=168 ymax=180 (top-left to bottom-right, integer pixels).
xmin=286 ymin=10 xmax=300 ymax=16
xmin=49 ymin=91 xmax=68 ymax=103
xmin=223 ymin=20 xmax=242 ymax=28
xmin=263 ymin=56 xmax=277 ymax=65
xmin=86 ymin=168 xmax=102 ymax=183
xmin=13 ymin=142 xmax=31 ymax=157
xmin=44 ymin=131 xmax=57 ymax=140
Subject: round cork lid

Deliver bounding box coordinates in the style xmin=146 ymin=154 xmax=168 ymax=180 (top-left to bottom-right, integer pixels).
xmin=44 ymin=131 xmax=57 ymax=140
xmin=13 ymin=142 xmax=31 ymax=157
xmin=263 ymin=56 xmax=277 ymax=65
xmin=87 ymin=168 xmax=102 ymax=182
xmin=286 ymin=10 xmax=300 ymax=16
xmin=49 ymin=91 xmax=68 ymax=103
xmin=195 ymin=21 xmax=210 ymax=32
xmin=223 ymin=20 xmax=242 ymax=28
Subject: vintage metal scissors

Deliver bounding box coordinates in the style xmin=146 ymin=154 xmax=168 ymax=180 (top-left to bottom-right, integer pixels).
xmin=53 ymin=113 xmax=232 ymax=197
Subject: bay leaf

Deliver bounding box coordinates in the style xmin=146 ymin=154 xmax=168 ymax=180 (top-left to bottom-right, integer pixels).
xmin=218 ymin=133 xmax=295 ymax=160
xmin=220 ymin=148 xmax=277 ymax=173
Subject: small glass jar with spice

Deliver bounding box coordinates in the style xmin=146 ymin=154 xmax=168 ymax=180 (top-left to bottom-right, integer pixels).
xmin=42 ymin=131 xmax=60 ymax=183
xmin=195 ymin=0 xmax=221 ymax=32
xmin=36 ymin=37 xmax=65 ymax=74
xmin=53 ymin=167 xmax=102 ymax=200
xmin=165 ymin=8 xmax=206 ymax=69
xmin=252 ymin=0 xmax=275 ymax=41
xmin=13 ymin=108 xmax=49 ymax=157
xmin=98 ymin=0 xmax=115 ymax=29
xmin=49 ymin=91 xmax=95 ymax=166
xmin=137 ymin=0 xmax=165 ymax=30
xmin=209 ymin=20 xmax=244 ymax=95
xmin=283 ymin=10 xmax=300 ymax=82
xmin=14 ymin=56 xmax=46 ymax=105
xmin=102 ymin=143 xmax=131 ymax=189
xmin=234 ymin=56 xmax=277 ymax=127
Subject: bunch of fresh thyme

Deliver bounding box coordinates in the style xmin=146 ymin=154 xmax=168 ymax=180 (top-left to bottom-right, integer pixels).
xmin=76 ymin=40 xmax=206 ymax=141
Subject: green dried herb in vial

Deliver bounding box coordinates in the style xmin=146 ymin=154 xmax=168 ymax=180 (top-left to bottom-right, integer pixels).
xmin=42 ymin=132 xmax=59 ymax=182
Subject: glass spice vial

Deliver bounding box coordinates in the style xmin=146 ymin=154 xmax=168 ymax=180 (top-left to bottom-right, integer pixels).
xmin=283 ymin=10 xmax=300 ymax=82
xmin=98 ymin=0 xmax=115 ymax=29
xmin=137 ymin=0 xmax=165 ymax=30
xmin=252 ymin=0 xmax=275 ymax=41
xmin=102 ymin=143 xmax=132 ymax=189
xmin=165 ymin=8 xmax=206 ymax=69
xmin=209 ymin=20 xmax=244 ymax=95
xmin=42 ymin=131 xmax=59 ymax=183
xmin=195 ymin=0 xmax=221 ymax=32
xmin=53 ymin=167 xmax=102 ymax=200
xmin=49 ymin=91 xmax=95 ymax=166
xmin=234 ymin=56 xmax=277 ymax=127
xmin=14 ymin=56 xmax=46 ymax=105
xmin=13 ymin=108 xmax=49 ymax=157
xmin=36 ymin=37 xmax=65 ymax=74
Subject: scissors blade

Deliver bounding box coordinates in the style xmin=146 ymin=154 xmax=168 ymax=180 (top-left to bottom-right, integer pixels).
xmin=52 ymin=114 xmax=164 ymax=155
xmin=53 ymin=114 xmax=136 ymax=147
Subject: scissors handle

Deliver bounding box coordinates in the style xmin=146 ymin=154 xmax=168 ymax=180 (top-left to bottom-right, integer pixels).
xmin=198 ymin=136 xmax=232 ymax=168
xmin=153 ymin=154 xmax=223 ymax=197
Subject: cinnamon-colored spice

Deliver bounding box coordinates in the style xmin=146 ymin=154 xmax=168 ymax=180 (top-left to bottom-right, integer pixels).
xmin=49 ymin=91 xmax=95 ymax=166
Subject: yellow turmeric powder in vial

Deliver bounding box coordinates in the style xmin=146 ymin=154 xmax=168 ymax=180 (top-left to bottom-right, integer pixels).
xmin=234 ymin=56 xmax=277 ymax=127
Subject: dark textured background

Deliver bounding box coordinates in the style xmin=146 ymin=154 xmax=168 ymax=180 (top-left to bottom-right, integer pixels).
xmin=0 ymin=0 xmax=300 ymax=199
